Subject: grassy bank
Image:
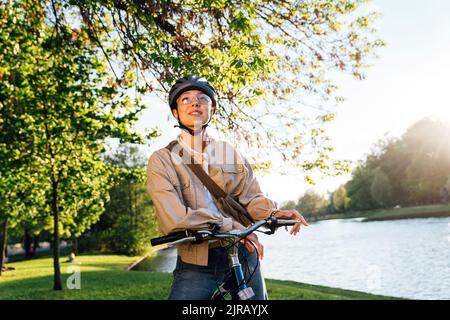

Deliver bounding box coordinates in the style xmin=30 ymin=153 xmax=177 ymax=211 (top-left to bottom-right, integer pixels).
xmin=316 ymin=203 xmax=450 ymax=222
xmin=361 ymin=203 xmax=450 ymax=222
xmin=0 ymin=253 xmax=399 ymax=300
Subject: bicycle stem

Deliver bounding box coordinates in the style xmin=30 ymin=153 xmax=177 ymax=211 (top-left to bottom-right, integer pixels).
xmin=227 ymin=241 xmax=255 ymax=300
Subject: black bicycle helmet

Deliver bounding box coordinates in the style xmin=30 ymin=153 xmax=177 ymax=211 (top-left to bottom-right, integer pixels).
xmin=168 ymin=75 xmax=218 ymax=135
xmin=168 ymin=75 xmax=217 ymax=109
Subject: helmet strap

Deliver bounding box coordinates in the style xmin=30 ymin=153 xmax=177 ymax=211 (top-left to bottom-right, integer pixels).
xmin=173 ymin=105 xmax=212 ymax=136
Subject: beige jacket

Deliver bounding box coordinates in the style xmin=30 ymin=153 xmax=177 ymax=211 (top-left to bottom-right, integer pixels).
xmin=146 ymin=131 xmax=278 ymax=266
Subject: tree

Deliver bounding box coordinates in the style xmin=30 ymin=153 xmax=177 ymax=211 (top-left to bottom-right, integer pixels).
xmin=281 ymin=200 xmax=297 ymax=211
xmin=0 ymin=0 xmax=146 ymax=289
xmin=370 ymin=167 xmax=392 ymax=208
xmin=339 ymin=118 xmax=450 ymax=209
xmin=441 ymin=175 xmax=450 ymax=203
xmin=401 ymin=119 xmax=450 ymax=205
xmin=0 ymin=170 xmax=22 ymax=274
xmin=332 ymin=185 xmax=348 ymax=212
xmin=345 ymin=164 xmax=375 ymax=211
xmin=82 ymin=144 xmax=158 ymax=255
xmin=0 ymin=1 xmax=50 ymax=275
xmin=40 ymin=0 xmax=383 ymax=182
xmin=0 ymin=168 xmax=45 ymax=274
xmin=370 ymin=138 xmax=410 ymax=206
xmin=296 ymin=189 xmax=329 ymax=216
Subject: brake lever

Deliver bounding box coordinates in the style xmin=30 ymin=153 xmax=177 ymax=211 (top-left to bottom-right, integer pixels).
xmin=267 ymin=217 xmax=278 ymax=235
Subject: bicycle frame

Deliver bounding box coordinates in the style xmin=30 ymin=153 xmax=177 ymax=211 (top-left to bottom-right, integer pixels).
xmin=209 ymin=238 xmax=256 ymax=300
xmin=229 ymin=243 xmax=255 ymax=299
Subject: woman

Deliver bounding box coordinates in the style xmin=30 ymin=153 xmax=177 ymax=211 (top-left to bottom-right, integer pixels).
xmin=146 ymin=75 xmax=308 ymax=300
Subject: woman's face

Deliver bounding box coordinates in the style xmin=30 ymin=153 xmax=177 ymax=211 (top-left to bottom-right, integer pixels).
xmin=172 ymin=89 xmax=214 ymax=129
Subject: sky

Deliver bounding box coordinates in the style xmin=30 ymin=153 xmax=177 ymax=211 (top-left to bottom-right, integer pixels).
xmin=134 ymin=0 xmax=450 ymax=205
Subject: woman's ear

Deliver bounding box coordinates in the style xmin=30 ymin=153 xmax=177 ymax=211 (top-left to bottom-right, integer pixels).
xmin=171 ymin=108 xmax=178 ymax=118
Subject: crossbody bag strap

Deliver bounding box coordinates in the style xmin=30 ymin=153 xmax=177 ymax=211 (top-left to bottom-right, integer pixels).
xmin=165 ymin=139 xmax=255 ymax=226
xmin=165 ymin=140 xmax=227 ymax=200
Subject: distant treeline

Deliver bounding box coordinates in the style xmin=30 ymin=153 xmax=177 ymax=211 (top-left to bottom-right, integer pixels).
xmin=282 ymin=118 xmax=450 ymax=216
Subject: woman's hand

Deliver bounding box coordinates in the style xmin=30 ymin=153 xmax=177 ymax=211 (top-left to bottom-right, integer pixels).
xmin=272 ymin=210 xmax=309 ymax=235
xmin=241 ymin=232 xmax=264 ymax=260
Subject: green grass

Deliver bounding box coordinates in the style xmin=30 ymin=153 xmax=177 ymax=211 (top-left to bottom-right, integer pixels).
xmin=265 ymin=279 xmax=398 ymax=300
xmin=316 ymin=203 xmax=450 ymax=222
xmin=0 ymin=252 xmax=400 ymax=300
xmin=361 ymin=203 xmax=450 ymax=222
xmin=0 ymin=253 xmax=171 ymax=299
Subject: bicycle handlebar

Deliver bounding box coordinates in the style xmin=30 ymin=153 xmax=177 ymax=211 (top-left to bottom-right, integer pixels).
xmin=150 ymin=218 xmax=299 ymax=247
xmin=150 ymin=230 xmax=190 ymax=246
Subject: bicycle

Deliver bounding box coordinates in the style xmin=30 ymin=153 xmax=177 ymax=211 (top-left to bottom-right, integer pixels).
xmin=150 ymin=217 xmax=299 ymax=300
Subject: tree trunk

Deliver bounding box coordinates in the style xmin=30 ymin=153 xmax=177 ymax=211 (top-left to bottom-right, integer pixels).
xmin=129 ymin=186 xmax=134 ymax=230
xmin=0 ymin=219 xmax=8 ymax=276
xmin=33 ymin=234 xmax=40 ymax=256
xmin=24 ymin=228 xmax=33 ymax=259
xmin=72 ymin=237 xmax=78 ymax=255
xmin=52 ymin=177 xmax=63 ymax=291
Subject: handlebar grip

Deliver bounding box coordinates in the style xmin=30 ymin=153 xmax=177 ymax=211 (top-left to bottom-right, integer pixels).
xmin=276 ymin=219 xmax=299 ymax=225
xmin=150 ymin=231 xmax=188 ymax=246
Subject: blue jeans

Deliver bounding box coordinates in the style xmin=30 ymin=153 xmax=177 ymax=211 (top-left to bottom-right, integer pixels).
xmin=168 ymin=242 xmax=267 ymax=300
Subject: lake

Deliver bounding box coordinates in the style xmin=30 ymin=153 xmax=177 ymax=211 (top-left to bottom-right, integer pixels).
xmin=137 ymin=217 xmax=450 ymax=299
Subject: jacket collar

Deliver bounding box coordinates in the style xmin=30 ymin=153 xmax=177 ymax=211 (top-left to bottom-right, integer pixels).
xmin=177 ymin=129 xmax=215 ymax=156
